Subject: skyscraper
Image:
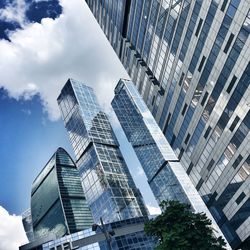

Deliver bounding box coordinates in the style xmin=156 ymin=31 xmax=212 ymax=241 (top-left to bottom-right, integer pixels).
xmin=85 ymin=1 xmax=250 ymax=248
xmin=57 ymin=78 xmax=148 ymax=224
xmin=112 ymin=78 xmax=230 ymax=247
xmin=30 ymin=147 xmax=93 ymax=239
xmin=22 ymin=209 xmax=34 ymax=242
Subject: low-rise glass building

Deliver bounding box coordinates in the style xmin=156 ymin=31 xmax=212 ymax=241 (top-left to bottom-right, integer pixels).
xmin=20 ymin=217 xmax=155 ymax=250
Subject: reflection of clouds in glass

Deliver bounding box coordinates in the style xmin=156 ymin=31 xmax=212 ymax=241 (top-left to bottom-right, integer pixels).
xmin=136 ymin=166 xmax=145 ymax=177
xmin=146 ymin=204 xmax=161 ymax=215
xmin=36 ymin=222 xmax=65 ymax=238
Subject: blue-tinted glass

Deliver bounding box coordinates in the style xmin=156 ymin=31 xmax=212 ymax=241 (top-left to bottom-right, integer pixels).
xmin=58 ymin=79 xmax=148 ymax=224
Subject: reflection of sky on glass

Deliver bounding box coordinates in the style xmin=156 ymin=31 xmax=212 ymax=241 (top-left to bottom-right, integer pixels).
xmin=71 ymin=79 xmax=102 ymax=131
xmin=125 ymin=80 xmax=178 ymax=161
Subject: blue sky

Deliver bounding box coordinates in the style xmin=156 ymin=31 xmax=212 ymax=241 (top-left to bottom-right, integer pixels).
xmin=0 ymin=87 xmax=158 ymax=215
xmin=0 ymin=3 xmax=159 ymax=245
xmin=0 ymin=89 xmax=73 ymax=215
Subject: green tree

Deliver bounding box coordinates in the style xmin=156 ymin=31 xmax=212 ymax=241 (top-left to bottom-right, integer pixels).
xmin=144 ymin=200 xmax=227 ymax=250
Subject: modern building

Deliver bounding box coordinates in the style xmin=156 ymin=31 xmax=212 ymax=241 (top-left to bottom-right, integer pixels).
xmin=85 ymin=1 xmax=250 ymax=248
xmin=30 ymin=147 xmax=93 ymax=240
xmin=57 ymin=79 xmax=148 ymax=224
xmin=19 ymin=217 xmax=155 ymax=250
xmin=112 ymin=79 xmax=230 ymax=247
xmin=22 ymin=209 xmax=34 ymax=242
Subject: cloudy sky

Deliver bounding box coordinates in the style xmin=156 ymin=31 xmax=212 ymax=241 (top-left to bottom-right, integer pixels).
xmin=0 ymin=0 xmax=159 ymax=248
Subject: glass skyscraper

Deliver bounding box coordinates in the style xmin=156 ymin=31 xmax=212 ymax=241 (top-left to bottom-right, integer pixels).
xmin=85 ymin=1 xmax=250 ymax=248
xmin=30 ymin=147 xmax=93 ymax=239
xmin=22 ymin=209 xmax=34 ymax=242
xmin=57 ymin=79 xmax=148 ymax=224
xmin=112 ymin=78 xmax=230 ymax=247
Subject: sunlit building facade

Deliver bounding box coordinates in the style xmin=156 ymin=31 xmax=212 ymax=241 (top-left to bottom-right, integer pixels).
xmin=57 ymin=79 xmax=148 ymax=224
xmin=86 ymin=1 xmax=250 ymax=248
xmin=112 ymin=79 xmax=230 ymax=246
xmin=30 ymin=147 xmax=93 ymax=239
xmin=20 ymin=217 xmax=155 ymax=250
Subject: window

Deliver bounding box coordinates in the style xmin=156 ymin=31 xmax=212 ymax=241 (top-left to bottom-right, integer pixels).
xmin=201 ymin=91 xmax=209 ymax=106
xmin=181 ymin=103 xmax=188 ymax=115
xmin=207 ymin=191 xmax=218 ymax=206
xmin=236 ymin=192 xmax=246 ymax=205
xmin=187 ymin=162 xmax=194 ymax=175
xmin=179 ymin=72 xmax=185 ymax=86
xmin=227 ymin=5 xmax=237 ymax=18
xmin=196 ymin=179 xmax=204 ymax=190
xmin=221 ymin=0 xmax=228 ymax=12
xmin=207 ymin=159 xmax=215 ymax=171
xmin=224 ymin=33 xmax=235 ymax=53
xmin=204 ymin=126 xmax=212 ymax=139
xmin=229 ymin=116 xmax=240 ymax=131
xmin=179 ymin=148 xmax=184 ymax=159
xmin=184 ymin=133 xmax=191 ymax=144
xmin=163 ymin=113 xmax=171 ymax=134
xmin=198 ymin=56 xmax=206 ymax=72
xmin=232 ymin=154 xmax=243 ymax=169
xmin=226 ymin=75 xmax=237 ymax=93
xmin=151 ymin=95 xmax=155 ymax=105
xmin=170 ymin=135 xmax=176 ymax=146
xmin=195 ymin=18 xmax=203 ymax=36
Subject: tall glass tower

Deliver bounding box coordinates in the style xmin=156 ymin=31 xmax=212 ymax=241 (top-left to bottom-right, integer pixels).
xmin=112 ymin=79 xmax=230 ymax=247
xmin=57 ymin=79 xmax=148 ymax=224
xmin=30 ymin=147 xmax=93 ymax=239
xmin=22 ymin=209 xmax=34 ymax=242
xmin=85 ymin=1 xmax=250 ymax=248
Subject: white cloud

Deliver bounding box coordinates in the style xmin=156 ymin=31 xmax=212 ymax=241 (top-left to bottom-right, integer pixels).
xmin=0 ymin=0 xmax=128 ymax=121
xmin=0 ymin=206 xmax=28 ymax=250
xmin=146 ymin=204 xmax=161 ymax=215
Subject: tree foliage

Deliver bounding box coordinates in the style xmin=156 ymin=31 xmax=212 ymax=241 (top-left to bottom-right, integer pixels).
xmin=144 ymin=200 xmax=227 ymax=250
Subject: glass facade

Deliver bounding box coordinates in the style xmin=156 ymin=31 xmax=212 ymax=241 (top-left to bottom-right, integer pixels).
xmin=30 ymin=147 xmax=93 ymax=240
xmin=20 ymin=217 xmax=155 ymax=250
xmin=112 ymin=79 xmax=229 ymax=247
xmin=22 ymin=209 xmax=34 ymax=242
xmin=86 ymin=1 xmax=250 ymax=248
xmin=57 ymin=79 xmax=148 ymax=224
